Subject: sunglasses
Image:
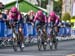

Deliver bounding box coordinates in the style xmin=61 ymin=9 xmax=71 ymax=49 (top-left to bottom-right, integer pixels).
xmin=50 ymin=16 xmax=55 ymax=18
xmin=11 ymin=11 xmax=16 ymax=13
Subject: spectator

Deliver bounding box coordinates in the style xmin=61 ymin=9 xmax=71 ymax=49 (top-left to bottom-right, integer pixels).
xmin=0 ymin=9 xmax=6 ymax=22
xmin=0 ymin=2 xmax=4 ymax=10
xmin=25 ymin=12 xmax=30 ymax=23
xmin=29 ymin=10 xmax=35 ymax=22
xmin=0 ymin=2 xmax=6 ymax=22
xmin=3 ymin=9 xmax=10 ymax=28
xmin=3 ymin=9 xmax=10 ymax=17
xmin=25 ymin=10 xmax=35 ymax=25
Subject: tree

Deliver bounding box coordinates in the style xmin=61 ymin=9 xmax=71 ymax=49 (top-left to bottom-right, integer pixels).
xmin=71 ymin=16 xmax=75 ymax=19
xmin=53 ymin=0 xmax=62 ymax=17
xmin=62 ymin=13 xmax=71 ymax=21
xmin=41 ymin=0 xmax=48 ymax=9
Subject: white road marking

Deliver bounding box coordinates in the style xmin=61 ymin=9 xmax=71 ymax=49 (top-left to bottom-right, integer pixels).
xmin=42 ymin=53 xmax=65 ymax=56
xmin=0 ymin=54 xmax=35 ymax=56
xmin=66 ymin=54 xmax=75 ymax=56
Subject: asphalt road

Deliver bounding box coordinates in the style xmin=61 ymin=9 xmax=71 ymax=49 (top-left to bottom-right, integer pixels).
xmin=0 ymin=40 xmax=75 ymax=56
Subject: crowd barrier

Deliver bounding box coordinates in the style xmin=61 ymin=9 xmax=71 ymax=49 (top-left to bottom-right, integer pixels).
xmin=58 ymin=27 xmax=71 ymax=37
xmin=0 ymin=22 xmax=72 ymax=38
xmin=71 ymin=28 xmax=75 ymax=35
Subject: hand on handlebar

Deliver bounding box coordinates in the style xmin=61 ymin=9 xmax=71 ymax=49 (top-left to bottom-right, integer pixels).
xmin=31 ymin=22 xmax=34 ymax=27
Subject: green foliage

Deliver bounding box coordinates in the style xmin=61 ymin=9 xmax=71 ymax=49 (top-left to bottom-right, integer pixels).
xmin=41 ymin=0 xmax=48 ymax=9
xmin=71 ymin=23 xmax=74 ymax=27
xmin=53 ymin=0 xmax=62 ymax=17
xmin=62 ymin=13 xmax=71 ymax=21
xmin=71 ymin=16 xmax=75 ymax=19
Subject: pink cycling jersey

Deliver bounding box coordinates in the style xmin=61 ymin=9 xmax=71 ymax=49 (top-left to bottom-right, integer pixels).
xmin=48 ymin=15 xmax=60 ymax=24
xmin=33 ymin=13 xmax=47 ymax=23
xmin=8 ymin=10 xmax=22 ymax=20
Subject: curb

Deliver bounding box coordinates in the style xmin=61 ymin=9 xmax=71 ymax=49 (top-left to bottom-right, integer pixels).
xmin=58 ymin=38 xmax=75 ymax=42
xmin=0 ymin=37 xmax=75 ymax=48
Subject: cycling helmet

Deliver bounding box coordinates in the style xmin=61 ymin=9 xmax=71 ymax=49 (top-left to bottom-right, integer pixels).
xmin=11 ymin=7 xmax=18 ymax=13
xmin=49 ymin=11 xmax=56 ymax=17
xmin=37 ymin=10 xmax=43 ymax=16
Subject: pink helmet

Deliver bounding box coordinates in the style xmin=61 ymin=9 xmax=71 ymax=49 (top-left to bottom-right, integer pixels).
xmin=49 ymin=11 xmax=56 ymax=17
xmin=37 ymin=10 xmax=43 ymax=16
xmin=11 ymin=7 xmax=18 ymax=13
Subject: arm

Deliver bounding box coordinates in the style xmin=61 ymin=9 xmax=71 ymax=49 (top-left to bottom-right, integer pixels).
xmin=33 ymin=13 xmax=38 ymax=22
xmin=48 ymin=17 xmax=51 ymax=23
xmin=55 ymin=16 xmax=60 ymax=26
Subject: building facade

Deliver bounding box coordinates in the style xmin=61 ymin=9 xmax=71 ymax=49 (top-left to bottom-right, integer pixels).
xmin=62 ymin=0 xmax=75 ymax=28
xmin=25 ymin=0 xmax=38 ymax=5
xmin=62 ymin=0 xmax=75 ymax=16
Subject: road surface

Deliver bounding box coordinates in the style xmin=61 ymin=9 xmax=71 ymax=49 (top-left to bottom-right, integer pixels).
xmin=0 ymin=40 xmax=75 ymax=56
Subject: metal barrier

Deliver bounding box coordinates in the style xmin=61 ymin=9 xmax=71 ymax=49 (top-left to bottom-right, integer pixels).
xmin=58 ymin=27 xmax=71 ymax=37
xmin=0 ymin=22 xmax=72 ymax=38
xmin=0 ymin=21 xmax=5 ymax=37
xmin=71 ymin=28 xmax=75 ymax=35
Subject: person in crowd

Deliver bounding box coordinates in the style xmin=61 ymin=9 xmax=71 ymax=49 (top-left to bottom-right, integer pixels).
xmin=0 ymin=2 xmax=6 ymax=22
xmin=3 ymin=9 xmax=10 ymax=18
xmin=25 ymin=10 xmax=35 ymax=25
xmin=2 ymin=9 xmax=10 ymax=22
xmin=0 ymin=2 xmax=4 ymax=10
xmin=0 ymin=9 xmax=7 ymax=22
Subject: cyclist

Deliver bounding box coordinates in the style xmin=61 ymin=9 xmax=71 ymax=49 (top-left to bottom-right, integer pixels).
xmin=48 ymin=11 xmax=60 ymax=33
xmin=34 ymin=10 xmax=47 ymax=29
xmin=8 ymin=7 xmax=23 ymax=51
xmin=8 ymin=6 xmax=23 ymax=28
